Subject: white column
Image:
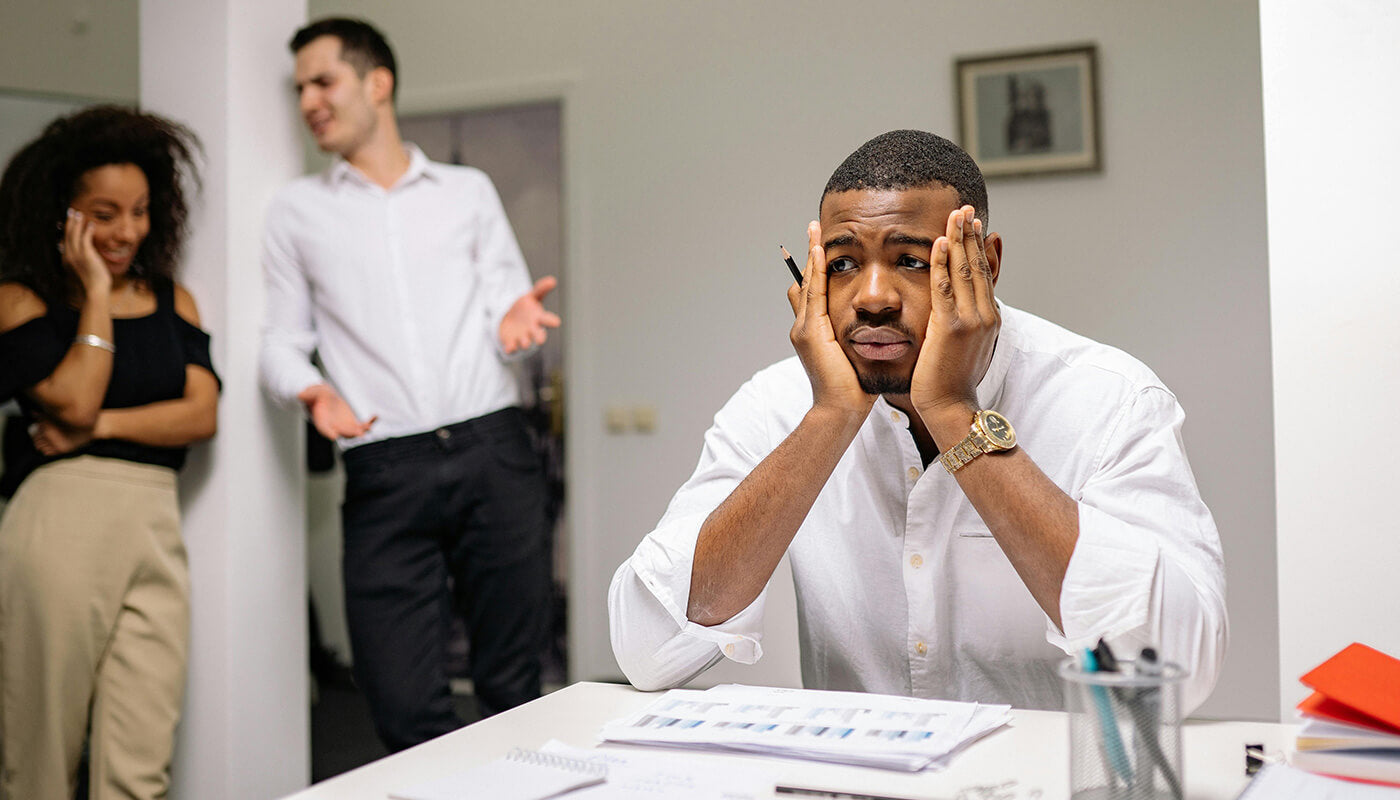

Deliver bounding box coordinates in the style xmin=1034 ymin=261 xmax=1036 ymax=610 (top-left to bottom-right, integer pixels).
xmin=1261 ymin=0 xmax=1400 ymax=719
xmin=140 ymin=1 xmax=310 ymax=796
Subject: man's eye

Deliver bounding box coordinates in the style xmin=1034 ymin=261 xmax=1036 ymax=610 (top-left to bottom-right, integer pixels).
xmin=827 ymin=257 xmax=857 ymax=274
xmin=897 ymin=254 xmax=930 ymax=270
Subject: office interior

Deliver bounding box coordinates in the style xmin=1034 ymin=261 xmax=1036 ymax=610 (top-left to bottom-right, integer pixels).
xmin=0 ymin=0 xmax=1394 ymax=797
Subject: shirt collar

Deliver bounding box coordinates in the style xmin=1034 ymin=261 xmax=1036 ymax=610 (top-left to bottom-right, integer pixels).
xmin=326 ymin=143 xmax=438 ymax=191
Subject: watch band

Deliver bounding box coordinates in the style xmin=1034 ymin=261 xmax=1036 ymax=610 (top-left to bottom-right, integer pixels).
xmin=939 ymin=410 xmax=1016 ymax=474
xmin=939 ymin=430 xmax=990 ymax=474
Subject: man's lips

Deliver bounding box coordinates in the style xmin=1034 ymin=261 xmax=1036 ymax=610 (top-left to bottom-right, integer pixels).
xmin=849 ymin=327 xmax=912 ymax=361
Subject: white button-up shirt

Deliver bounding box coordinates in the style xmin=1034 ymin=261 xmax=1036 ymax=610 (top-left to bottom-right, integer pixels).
xmin=609 ymin=304 xmax=1227 ymax=713
xmin=259 ymin=146 xmax=531 ymax=446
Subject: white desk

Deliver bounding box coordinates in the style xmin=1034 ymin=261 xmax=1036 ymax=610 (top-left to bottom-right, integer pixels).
xmin=281 ymin=682 xmax=1292 ymax=800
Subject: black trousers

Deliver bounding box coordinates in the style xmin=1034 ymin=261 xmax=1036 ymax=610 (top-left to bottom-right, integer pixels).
xmin=340 ymin=407 xmax=550 ymax=752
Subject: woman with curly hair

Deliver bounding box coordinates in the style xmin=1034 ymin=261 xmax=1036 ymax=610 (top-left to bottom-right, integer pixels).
xmin=0 ymin=106 xmax=218 ymax=800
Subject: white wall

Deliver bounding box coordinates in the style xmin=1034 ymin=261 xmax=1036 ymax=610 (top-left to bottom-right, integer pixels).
xmin=316 ymin=1 xmax=1277 ymax=719
xmin=141 ymin=0 xmax=310 ymax=796
xmin=1261 ymin=0 xmax=1400 ymax=719
xmin=0 ymin=0 xmax=137 ymax=101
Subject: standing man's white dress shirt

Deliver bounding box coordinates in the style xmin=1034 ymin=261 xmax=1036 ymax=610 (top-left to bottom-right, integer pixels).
xmin=260 ymin=145 xmax=530 ymax=446
xmin=609 ymin=304 xmax=1228 ymax=713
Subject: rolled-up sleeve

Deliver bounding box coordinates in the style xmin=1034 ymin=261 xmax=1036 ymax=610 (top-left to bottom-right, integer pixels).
xmin=1055 ymin=386 xmax=1228 ymax=714
xmin=608 ymin=377 xmax=777 ymax=690
xmin=258 ymin=194 xmax=325 ymax=409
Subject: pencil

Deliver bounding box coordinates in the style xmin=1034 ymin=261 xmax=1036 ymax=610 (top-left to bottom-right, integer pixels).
xmin=781 ymin=245 xmax=803 ymax=284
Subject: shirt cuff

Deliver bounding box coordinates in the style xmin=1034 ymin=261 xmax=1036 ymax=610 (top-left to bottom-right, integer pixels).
xmin=1053 ymin=502 xmax=1160 ymax=653
xmin=631 ymin=519 xmax=766 ymax=665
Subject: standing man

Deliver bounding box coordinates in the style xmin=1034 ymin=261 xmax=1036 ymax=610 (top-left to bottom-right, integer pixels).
xmin=260 ymin=17 xmax=559 ymax=750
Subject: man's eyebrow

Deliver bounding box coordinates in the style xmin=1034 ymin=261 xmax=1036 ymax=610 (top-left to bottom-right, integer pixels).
xmin=823 ymin=233 xmax=856 ymax=250
xmin=887 ymin=233 xmax=935 ymax=248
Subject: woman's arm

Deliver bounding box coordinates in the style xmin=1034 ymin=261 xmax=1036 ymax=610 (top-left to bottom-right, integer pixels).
xmin=31 ymin=285 xmax=218 ymax=454
xmin=1 ymin=214 xmax=116 ymax=428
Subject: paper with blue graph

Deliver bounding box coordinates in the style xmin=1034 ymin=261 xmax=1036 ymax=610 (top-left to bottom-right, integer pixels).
xmin=599 ymin=684 xmax=1011 ymax=772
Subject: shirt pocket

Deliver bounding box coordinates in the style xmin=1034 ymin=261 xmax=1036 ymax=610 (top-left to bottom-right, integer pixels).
xmin=945 ymin=522 xmax=1051 ymax=660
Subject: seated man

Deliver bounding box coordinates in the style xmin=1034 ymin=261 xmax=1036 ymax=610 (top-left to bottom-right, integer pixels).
xmin=608 ymin=130 xmax=1227 ymax=713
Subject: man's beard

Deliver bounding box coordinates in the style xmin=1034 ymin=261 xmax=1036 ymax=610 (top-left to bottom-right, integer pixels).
xmin=856 ymin=370 xmax=911 ymax=396
xmin=844 ymin=312 xmax=916 ymax=397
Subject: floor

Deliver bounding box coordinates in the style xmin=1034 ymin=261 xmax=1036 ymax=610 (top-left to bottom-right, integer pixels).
xmin=309 ymin=678 xmax=482 ymax=782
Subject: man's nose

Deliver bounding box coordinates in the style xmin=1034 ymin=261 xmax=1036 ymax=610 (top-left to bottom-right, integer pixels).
xmin=853 ymin=263 xmax=900 ymax=314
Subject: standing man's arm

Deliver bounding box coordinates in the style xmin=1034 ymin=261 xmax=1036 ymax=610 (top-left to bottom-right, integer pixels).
xmin=258 ymin=198 xmax=374 ymax=440
xmin=469 ymin=175 xmax=561 ymax=357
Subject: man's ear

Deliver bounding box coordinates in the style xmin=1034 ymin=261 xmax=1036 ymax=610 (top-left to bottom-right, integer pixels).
xmin=984 ymin=233 xmax=1003 ymax=286
xmin=368 ymin=66 xmax=395 ymax=106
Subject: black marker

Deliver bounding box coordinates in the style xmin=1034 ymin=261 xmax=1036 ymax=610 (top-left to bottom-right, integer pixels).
xmin=780 ymin=245 xmax=803 ymax=285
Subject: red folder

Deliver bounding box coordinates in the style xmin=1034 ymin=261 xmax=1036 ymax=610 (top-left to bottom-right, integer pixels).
xmin=1298 ymin=643 xmax=1400 ymax=735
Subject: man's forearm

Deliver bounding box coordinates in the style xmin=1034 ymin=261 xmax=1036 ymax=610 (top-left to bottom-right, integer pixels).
xmin=926 ymin=408 xmax=1079 ymax=630
xmin=687 ymin=405 xmax=866 ymax=626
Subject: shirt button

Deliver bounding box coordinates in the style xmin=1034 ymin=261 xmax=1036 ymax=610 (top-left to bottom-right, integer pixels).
xmin=915 ymin=641 xmax=928 ymax=655
xmin=890 ymin=410 xmax=901 ymax=422
xmin=907 ymin=466 xmax=920 ymax=480
xmin=910 ymin=554 xmax=923 ymax=569
xmin=436 ymin=428 xmax=451 ymax=440
xmin=724 ymin=643 xmax=735 ymax=657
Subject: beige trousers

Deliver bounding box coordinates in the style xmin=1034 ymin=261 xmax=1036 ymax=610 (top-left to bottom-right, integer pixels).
xmin=0 ymin=456 xmax=188 ymax=800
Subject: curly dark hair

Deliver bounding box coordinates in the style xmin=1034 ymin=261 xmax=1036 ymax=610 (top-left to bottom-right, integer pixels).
xmin=822 ymin=130 xmax=988 ymax=227
xmin=0 ymin=105 xmax=202 ymax=307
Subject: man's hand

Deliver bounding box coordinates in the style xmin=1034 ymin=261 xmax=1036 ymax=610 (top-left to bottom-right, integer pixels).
xmin=910 ymin=206 xmax=1000 ymax=439
xmin=787 ymin=221 xmax=876 ymax=418
xmin=30 ymin=418 xmax=94 ymax=456
xmin=499 ymin=276 xmax=562 ymax=355
xmin=298 ymin=384 xmax=376 ymax=441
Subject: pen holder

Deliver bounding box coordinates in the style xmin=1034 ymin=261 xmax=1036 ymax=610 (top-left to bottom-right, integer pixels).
xmin=1060 ymin=657 xmax=1187 ymax=800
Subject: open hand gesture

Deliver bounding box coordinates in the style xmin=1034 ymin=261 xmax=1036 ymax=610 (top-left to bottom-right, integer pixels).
xmin=499 ymin=276 xmax=562 ymax=355
xmin=298 ymin=384 xmax=376 ymax=441
xmin=910 ymin=205 xmax=1000 ymax=428
xmin=788 ymin=221 xmax=875 ymax=417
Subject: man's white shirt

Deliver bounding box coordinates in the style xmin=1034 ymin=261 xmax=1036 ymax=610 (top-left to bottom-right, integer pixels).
xmin=609 ymin=303 xmax=1227 ymax=713
xmin=259 ymin=145 xmax=531 ymax=446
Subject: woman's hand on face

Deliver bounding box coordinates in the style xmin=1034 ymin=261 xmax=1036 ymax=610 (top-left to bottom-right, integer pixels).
xmin=62 ymin=210 xmax=111 ymax=296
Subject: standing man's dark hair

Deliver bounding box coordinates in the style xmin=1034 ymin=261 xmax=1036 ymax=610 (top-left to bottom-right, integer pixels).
xmin=290 ymin=17 xmax=399 ymax=102
xmin=822 ymin=129 xmax=989 ymax=228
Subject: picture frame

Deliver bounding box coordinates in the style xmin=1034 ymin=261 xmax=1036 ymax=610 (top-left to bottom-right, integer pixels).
xmin=955 ymin=44 xmax=1101 ymax=178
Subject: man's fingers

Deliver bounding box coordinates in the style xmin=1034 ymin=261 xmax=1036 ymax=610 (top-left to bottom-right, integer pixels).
xmin=539 ymin=312 xmax=562 ymax=329
xmin=804 ymin=221 xmax=829 ymax=324
xmin=531 ymin=275 xmax=558 ymax=301
xmin=968 ymin=217 xmax=995 ymax=313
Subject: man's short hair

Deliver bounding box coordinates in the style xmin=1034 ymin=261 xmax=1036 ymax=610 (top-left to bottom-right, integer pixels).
xmin=290 ymin=17 xmax=398 ymax=102
xmin=822 ymin=130 xmax=989 ymax=227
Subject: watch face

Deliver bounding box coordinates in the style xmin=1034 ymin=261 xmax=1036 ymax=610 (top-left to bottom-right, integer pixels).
xmin=979 ymin=411 xmax=1017 ymax=449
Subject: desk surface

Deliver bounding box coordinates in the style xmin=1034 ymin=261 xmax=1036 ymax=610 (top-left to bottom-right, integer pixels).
xmin=281 ymin=682 xmax=1292 ymax=800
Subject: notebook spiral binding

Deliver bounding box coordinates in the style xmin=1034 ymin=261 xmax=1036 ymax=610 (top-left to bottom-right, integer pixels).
xmin=504 ymin=748 xmax=608 ymax=778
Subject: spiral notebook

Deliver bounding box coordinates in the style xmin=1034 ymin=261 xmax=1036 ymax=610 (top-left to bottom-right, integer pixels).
xmin=389 ymin=747 xmax=607 ymax=800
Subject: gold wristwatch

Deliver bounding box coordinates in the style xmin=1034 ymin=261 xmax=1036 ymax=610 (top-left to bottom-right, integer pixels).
xmin=938 ymin=410 xmax=1017 ymax=474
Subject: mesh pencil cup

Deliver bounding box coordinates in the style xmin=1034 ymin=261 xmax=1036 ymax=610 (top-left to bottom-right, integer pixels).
xmin=1059 ymin=656 xmax=1187 ymax=800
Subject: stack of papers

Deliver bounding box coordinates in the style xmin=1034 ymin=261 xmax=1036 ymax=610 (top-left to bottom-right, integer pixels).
xmin=1291 ymin=643 xmax=1400 ymax=787
xmin=600 ymin=684 xmax=1011 ymax=772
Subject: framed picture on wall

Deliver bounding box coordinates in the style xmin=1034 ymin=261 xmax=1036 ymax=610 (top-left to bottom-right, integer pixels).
xmin=955 ymin=44 xmax=1100 ymax=178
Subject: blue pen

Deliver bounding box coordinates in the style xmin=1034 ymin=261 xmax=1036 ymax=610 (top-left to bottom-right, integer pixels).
xmin=1083 ymin=647 xmax=1133 ymax=786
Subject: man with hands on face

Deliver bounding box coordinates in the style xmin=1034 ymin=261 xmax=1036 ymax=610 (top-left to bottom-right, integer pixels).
xmin=259 ymin=18 xmax=559 ymax=750
xmin=608 ymin=130 xmax=1227 ymax=713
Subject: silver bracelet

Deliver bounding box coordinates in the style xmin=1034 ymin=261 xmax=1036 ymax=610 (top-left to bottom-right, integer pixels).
xmin=74 ymin=333 xmax=116 ymax=354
